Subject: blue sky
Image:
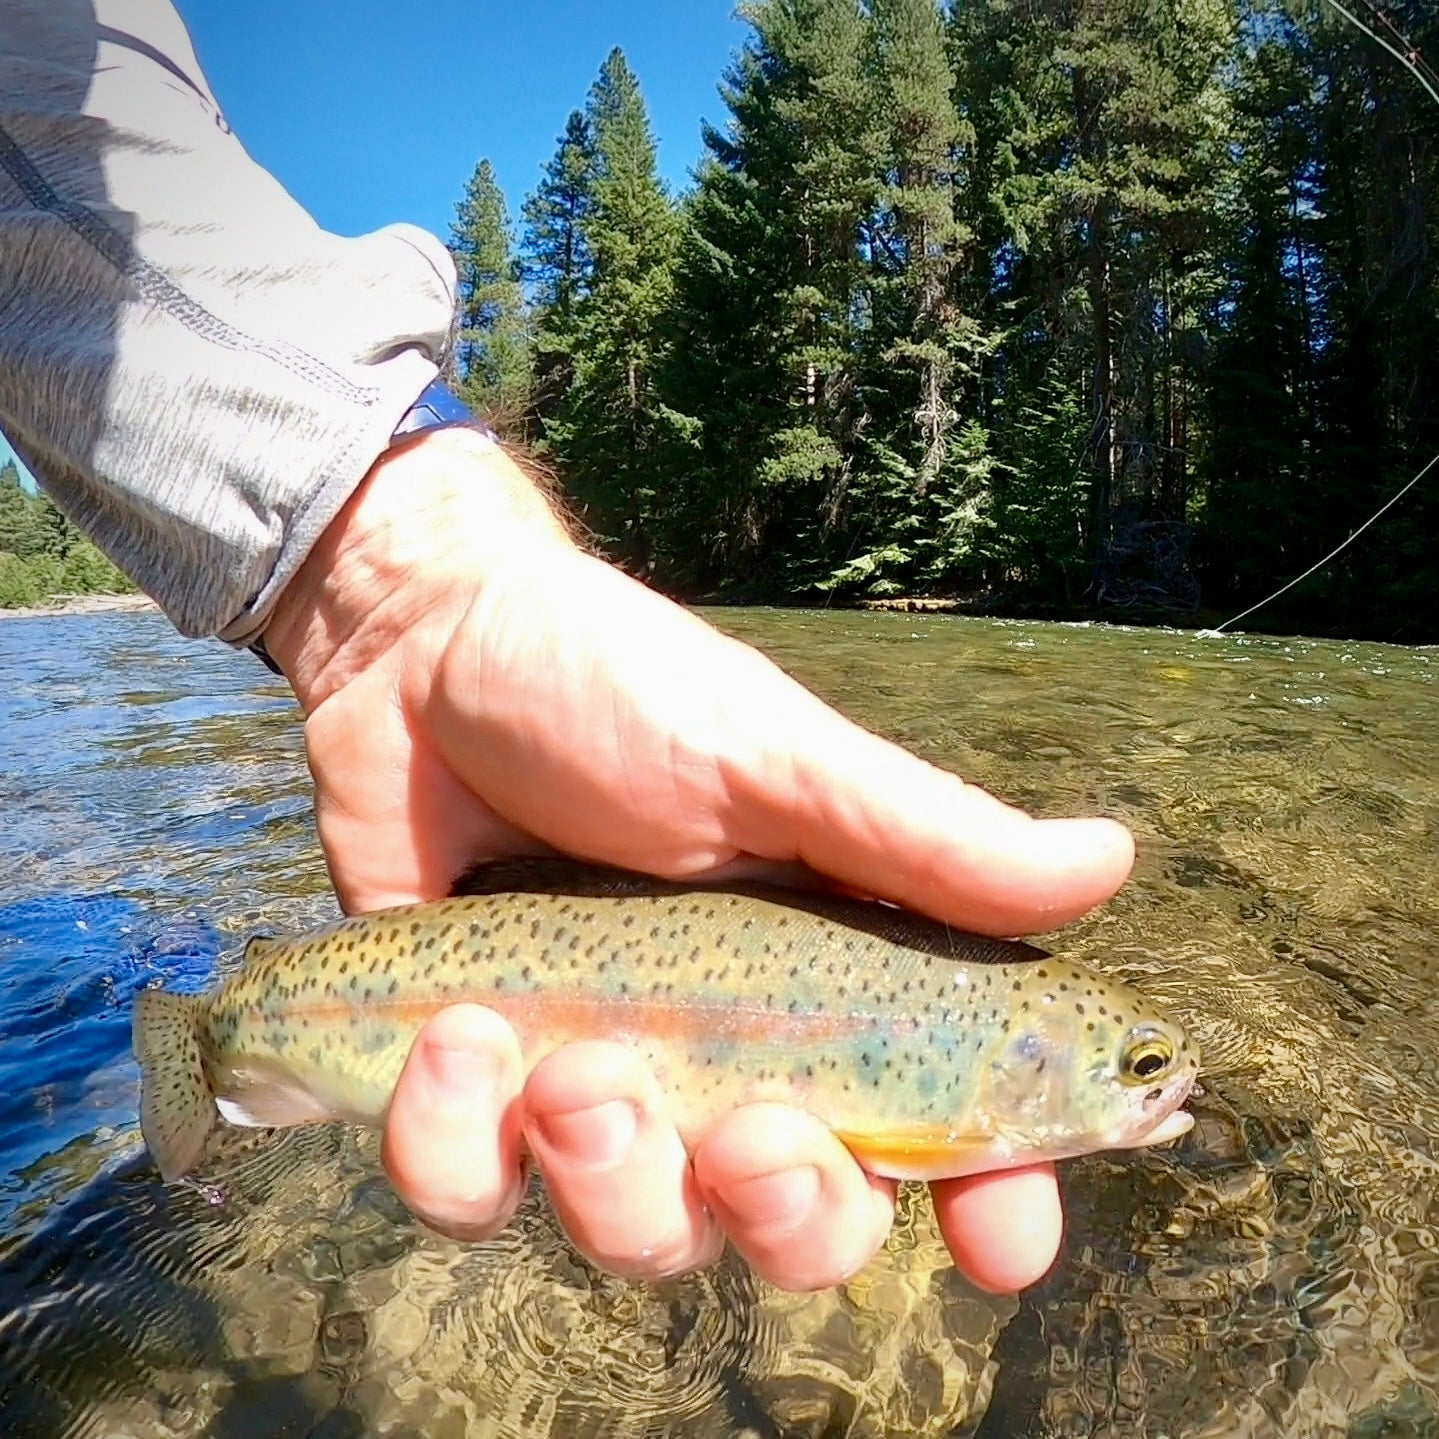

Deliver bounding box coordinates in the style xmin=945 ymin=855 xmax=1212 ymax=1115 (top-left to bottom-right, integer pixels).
xmin=1 ymin=0 xmax=747 ymax=481
xmin=178 ymin=0 xmax=744 ymax=238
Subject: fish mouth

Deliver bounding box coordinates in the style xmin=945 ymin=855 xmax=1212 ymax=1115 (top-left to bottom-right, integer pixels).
xmin=1106 ymin=1065 xmax=1199 ymax=1151
xmin=1109 ymin=1107 xmax=1195 ymax=1150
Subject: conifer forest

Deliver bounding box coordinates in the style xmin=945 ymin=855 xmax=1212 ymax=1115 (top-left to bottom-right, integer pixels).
xmin=448 ymin=0 xmax=1439 ymax=640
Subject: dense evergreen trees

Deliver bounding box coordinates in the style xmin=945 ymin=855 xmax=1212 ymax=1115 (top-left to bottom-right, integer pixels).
xmin=446 ymin=1 xmax=1439 ymax=639
xmin=0 ymin=462 xmax=133 ymax=608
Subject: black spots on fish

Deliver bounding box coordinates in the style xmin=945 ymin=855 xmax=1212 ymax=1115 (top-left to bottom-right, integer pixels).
xmin=505 ymin=943 xmax=520 ymax=964
xmin=1097 ymin=1005 xmax=1108 ymax=1017
xmin=531 ymin=919 xmax=544 ymax=941
xmin=622 ymin=913 xmax=636 ymax=929
xmin=1012 ymin=979 xmax=1022 ymax=993
xmin=1086 ymin=1021 xmax=1097 ymax=1032
xmin=744 ymin=961 xmax=757 ymax=981
xmin=1075 ymin=1003 xmax=1086 ymax=1016
xmin=493 ymin=974 xmax=507 ymax=992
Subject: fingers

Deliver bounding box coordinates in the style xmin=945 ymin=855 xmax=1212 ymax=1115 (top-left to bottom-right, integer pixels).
xmin=524 ymin=1042 xmax=724 ymax=1280
xmin=694 ymin=1104 xmax=896 ymax=1291
xmin=383 ymin=1013 xmax=1060 ymax=1293
xmin=932 ymin=1163 xmax=1064 ymax=1293
xmin=381 ymin=1004 xmax=527 ymax=1240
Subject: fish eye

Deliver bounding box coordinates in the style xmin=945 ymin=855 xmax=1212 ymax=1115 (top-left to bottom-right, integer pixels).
xmin=1120 ymin=1028 xmax=1175 ymax=1085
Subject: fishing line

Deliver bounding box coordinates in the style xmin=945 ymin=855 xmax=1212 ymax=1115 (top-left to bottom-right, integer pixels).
xmin=1200 ymin=0 xmax=1439 ymax=637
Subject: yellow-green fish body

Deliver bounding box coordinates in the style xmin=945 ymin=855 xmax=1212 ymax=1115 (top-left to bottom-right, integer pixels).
xmin=133 ymin=862 xmax=1198 ymax=1183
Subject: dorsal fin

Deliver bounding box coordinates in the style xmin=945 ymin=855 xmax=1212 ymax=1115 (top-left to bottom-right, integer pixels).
xmin=241 ymin=934 xmax=279 ymax=968
xmin=449 ymin=857 xmax=673 ymax=899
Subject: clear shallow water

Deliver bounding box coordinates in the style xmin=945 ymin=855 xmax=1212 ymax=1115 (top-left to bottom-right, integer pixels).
xmin=1 ymin=608 xmax=1437 ymax=1437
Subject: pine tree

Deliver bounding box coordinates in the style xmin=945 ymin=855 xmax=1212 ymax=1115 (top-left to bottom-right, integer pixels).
xmin=816 ymin=0 xmax=1002 ymax=598
xmin=655 ymin=0 xmax=880 ymax=592
xmin=545 ymin=50 xmax=678 ymax=565
xmin=448 ymin=159 xmax=531 ymax=435
xmin=950 ymin=0 xmax=1233 ymax=598
xmin=521 ymin=110 xmax=598 ymax=418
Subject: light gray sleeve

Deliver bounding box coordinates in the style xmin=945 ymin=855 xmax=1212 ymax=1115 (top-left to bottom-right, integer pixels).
xmin=0 ymin=0 xmax=459 ymax=644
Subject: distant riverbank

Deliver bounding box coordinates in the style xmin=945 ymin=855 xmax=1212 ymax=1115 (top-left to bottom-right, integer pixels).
xmin=0 ymin=592 xmax=158 ymax=621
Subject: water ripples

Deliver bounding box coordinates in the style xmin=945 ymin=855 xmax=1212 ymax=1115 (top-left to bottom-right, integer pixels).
xmin=3 ymin=609 xmax=1439 ymax=1435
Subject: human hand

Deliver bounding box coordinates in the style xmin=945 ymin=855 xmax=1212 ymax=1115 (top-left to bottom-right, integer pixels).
xmin=264 ymin=427 xmax=1135 ymax=1293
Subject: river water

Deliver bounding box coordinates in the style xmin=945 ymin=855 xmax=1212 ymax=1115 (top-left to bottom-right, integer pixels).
xmin=0 ymin=607 xmax=1435 ymax=1438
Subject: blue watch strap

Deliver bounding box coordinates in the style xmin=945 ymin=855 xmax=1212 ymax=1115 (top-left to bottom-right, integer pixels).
xmin=249 ymin=381 xmax=490 ymax=674
xmin=390 ymin=380 xmax=494 ymax=443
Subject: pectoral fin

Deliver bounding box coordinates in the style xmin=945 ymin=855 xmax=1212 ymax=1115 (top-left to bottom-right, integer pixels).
xmin=835 ymin=1125 xmax=1010 ymax=1182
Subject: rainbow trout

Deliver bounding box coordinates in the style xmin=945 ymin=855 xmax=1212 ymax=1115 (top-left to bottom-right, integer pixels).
xmin=133 ymin=861 xmax=1198 ymax=1183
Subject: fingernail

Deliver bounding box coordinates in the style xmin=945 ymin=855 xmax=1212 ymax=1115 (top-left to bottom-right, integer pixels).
xmin=532 ymin=1099 xmax=639 ymax=1167
xmin=423 ymin=1042 xmax=502 ymax=1105
xmin=720 ymin=1165 xmax=821 ymax=1228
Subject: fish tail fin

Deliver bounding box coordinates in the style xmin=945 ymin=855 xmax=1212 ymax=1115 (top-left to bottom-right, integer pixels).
xmin=132 ymin=988 xmax=214 ymax=1181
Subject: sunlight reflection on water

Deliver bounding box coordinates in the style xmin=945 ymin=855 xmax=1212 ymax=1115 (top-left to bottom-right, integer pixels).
xmin=1 ymin=608 xmax=1437 ymax=1437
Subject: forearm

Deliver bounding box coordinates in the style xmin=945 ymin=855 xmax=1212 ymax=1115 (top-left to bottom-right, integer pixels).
xmin=0 ymin=1 xmax=455 ymax=642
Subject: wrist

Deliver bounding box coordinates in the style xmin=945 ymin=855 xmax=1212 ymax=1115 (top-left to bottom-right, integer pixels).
xmin=262 ymin=426 xmax=575 ymax=709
